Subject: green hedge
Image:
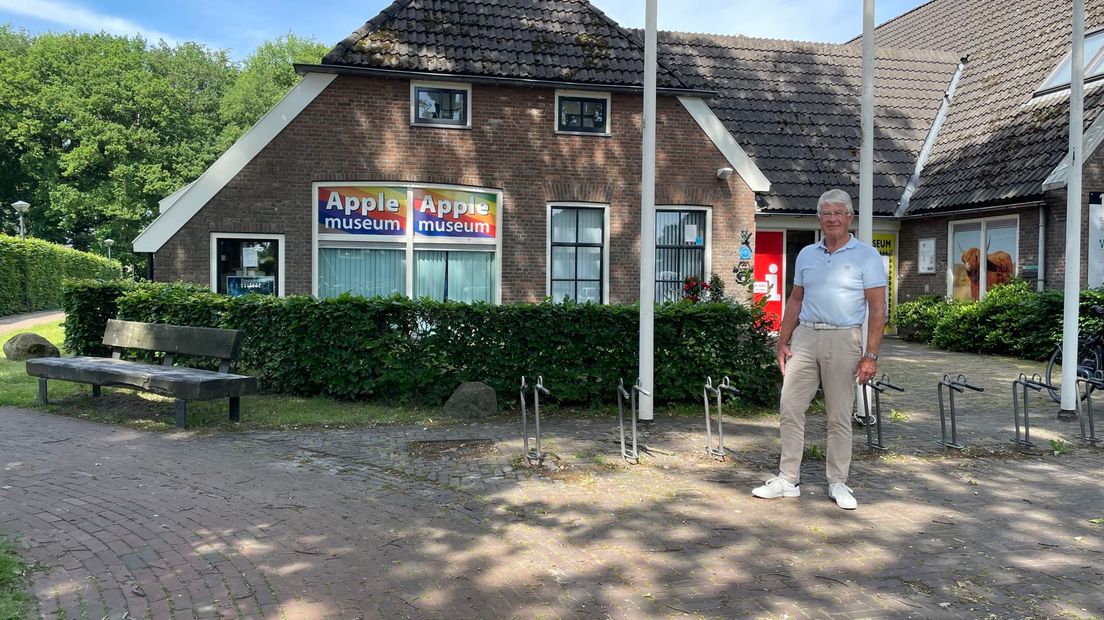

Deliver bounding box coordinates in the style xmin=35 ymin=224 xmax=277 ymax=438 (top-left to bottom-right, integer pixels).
xmin=1 ymin=235 xmax=122 ymax=316
xmin=64 ymin=281 xmax=777 ymax=406
xmin=61 ymin=279 xmax=133 ymax=356
xmin=896 ymin=280 xmax=1104 ymax=360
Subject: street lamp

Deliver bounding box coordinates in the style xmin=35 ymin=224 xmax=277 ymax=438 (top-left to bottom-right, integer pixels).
xmin=11 ymin=200 xmax=28 ymax=241
xmin=105 ymin=238 xmax=114 ymax=260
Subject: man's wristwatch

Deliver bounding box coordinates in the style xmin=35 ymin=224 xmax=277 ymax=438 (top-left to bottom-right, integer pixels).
xmin=862 ymin=351 xmax=879 ymax=361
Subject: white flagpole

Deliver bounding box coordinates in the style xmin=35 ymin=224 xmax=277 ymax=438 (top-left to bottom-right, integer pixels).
xmin=1060 ymin=0 xmax=1086 ymax=416
xmin=638 ymin=0 xmax=658 ymax=420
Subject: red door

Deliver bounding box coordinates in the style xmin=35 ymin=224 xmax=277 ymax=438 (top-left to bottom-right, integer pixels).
xmin=754 ymin=231 xmax=784 ymax=331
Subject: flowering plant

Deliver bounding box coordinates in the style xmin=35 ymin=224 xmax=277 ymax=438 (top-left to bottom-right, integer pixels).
xmin=681 ymin=275 xmax=710 ymax=302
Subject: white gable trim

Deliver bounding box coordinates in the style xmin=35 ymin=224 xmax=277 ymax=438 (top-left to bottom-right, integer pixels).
xmin=1042 ymin=111 xmax=1104 ymax=191
xmin=133 ymin=72 xmax=337 ymax=253
xmin=158 ymin=181 xmax=194 ymax=214
xmin=678 ymin=96 xmax=770 ymax=193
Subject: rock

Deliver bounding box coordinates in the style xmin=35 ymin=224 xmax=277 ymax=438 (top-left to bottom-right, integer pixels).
xmin=3 ymin=333 xmax=60 ymax=361
xmin=443 ymin=381 xmax=497 ymax=419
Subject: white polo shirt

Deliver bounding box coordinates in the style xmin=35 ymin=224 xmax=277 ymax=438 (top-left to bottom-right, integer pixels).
xmin=794 ymin=234 xmax=887 ymax=326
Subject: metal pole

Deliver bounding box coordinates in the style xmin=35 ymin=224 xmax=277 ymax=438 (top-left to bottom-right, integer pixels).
xmin=857 ymin=0 xmax=876 ymax=415
xmin=638 ymin=0 xmax=658 ymax=421
xmin=1061 ymin=0 xmax=1086 ymax=416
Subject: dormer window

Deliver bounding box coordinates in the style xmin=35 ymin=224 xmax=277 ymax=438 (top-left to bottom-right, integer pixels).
xmin=1036 ymin=28 xmax=1104 ymax=95
xmin=411 ymin=81 xmax=471 ymax=128
xmin=555 ymin=90 xmax=611 ymax=135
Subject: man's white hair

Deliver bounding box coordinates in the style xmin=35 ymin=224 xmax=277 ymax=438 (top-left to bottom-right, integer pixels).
xmin=817 ymin=189 xmax=854 ymax=214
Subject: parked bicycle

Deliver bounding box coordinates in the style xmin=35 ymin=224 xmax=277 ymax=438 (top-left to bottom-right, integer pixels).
xmin=1045 ymin=305 xmax=1104 ymax=402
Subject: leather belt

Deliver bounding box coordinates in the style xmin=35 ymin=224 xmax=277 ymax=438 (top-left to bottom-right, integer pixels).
xmin=800 ymin=321 xmax=861 ymax=330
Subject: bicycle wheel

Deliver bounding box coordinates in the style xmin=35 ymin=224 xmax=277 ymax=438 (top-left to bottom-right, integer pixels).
xmin=1046 ymin=342 xmax=1102 ymax=403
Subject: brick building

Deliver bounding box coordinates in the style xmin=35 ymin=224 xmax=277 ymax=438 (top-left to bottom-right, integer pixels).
xmin=133 ymin=0 xmax=1104 ymax=327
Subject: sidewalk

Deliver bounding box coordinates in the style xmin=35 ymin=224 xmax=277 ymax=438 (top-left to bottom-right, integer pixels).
xmin=1 ymin=338 xmax=1102 ymax=619
xmin=0 ymin=309 xmax=64 ymax=331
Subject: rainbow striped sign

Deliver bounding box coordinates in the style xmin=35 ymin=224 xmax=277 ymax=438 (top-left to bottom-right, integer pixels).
xmin=317 ymin=186 xmax=407 ymax=236
xmin=412 ymin=187 xmax=497 ymax=240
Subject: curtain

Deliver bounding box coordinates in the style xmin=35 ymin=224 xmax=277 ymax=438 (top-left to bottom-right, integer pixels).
xmin=318 ymin=248 xmax=405 ymax=299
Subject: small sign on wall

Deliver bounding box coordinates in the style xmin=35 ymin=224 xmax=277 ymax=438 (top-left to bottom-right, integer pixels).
xmin=1090 ymin=192 xmax=1104 ymax=288
xmin=918 ymin=238 xmax=936 ymax=274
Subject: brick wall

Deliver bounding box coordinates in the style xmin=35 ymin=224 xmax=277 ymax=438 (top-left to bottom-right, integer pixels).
xmin=153 ymin=75 xmax=755 ymax=303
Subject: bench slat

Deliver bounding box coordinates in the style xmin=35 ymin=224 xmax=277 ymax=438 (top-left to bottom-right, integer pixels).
xmin=102 ymin=320 xmax=243 ymax=360
xmin=27 ymin=357 xmax=257 ymax=401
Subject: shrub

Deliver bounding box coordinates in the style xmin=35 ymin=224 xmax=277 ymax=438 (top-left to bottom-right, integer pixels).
xmin=0 ymin=234 xmax=121 ymax=315
xmin=64 ymin=282 xmax=778 ymax=406
xmin=62 ymin=279 xmax=132 ymax=356
xmin=896 ymin=295 xmax=962 ymax=343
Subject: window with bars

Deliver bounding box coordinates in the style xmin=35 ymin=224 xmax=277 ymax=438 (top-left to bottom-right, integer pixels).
xmin=655 ymin=210 xmax=706 ymax=303
xmin=550 ymin=207 xmax=604 ymax=303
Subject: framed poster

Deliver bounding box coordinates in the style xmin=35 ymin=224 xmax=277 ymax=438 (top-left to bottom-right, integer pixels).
xmin=918 ymin=238 xmax=936 ymax=274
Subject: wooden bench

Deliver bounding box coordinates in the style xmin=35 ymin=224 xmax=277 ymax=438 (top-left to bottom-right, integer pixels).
xmin=26 ymin=319 xmax=258 ymax=428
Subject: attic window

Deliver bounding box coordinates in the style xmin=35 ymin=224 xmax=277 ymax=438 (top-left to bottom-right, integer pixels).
xmin=1036 ymin=29 xmax=1104 ymax=95
xmin=555 ymin=90 xmax=611 ymax=135
xmin=411 ymin=81 xmax=471 ymax=128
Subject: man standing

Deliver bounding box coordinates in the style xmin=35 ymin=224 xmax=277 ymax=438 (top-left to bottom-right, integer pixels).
xmin=752 ymin=189 xmax=887 ymax=510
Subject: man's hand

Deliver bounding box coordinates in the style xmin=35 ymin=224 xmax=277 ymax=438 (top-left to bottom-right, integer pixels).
xmin=776 ymin=342 xmax=792 ymax=376
xmin=855 ymin=357 xmax=877 ymax=384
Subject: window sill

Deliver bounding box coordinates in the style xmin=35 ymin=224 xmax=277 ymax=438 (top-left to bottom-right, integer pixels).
xmin=555 ymin=130 xmax=612 ymax=137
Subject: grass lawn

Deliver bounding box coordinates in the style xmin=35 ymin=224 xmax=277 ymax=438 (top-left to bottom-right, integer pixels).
xmin=0 ymin=537 xmax=31 ymax=620
xmin=1 ymin=318 xmax=775 ymax=431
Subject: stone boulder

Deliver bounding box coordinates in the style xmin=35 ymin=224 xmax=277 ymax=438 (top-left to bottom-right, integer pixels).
xmin=443 ymin=381 xmax=497 ymax=419
xmin=3 ymin=333 xmax=60 ymax=361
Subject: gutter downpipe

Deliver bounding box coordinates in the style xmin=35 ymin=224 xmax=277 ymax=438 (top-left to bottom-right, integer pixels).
xmin=1038 ymin=206 xmax=1046 ymax=292
xmin=1060 ymin=0 xmax=1085 ymax=418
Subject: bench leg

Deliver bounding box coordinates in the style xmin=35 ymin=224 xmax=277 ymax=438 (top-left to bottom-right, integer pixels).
xmin=92 ymin=384 xmax=101 ymax=398
xmin=229 ymin=397 xmax=240 ymax=423
xmin=175 ymin=399 xmax=188 ymax=428
xmin=38 ymin=378 xmax=48 ymax=404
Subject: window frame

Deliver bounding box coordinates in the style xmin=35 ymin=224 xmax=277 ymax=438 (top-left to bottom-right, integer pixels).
xmin=1034 ymin=28 xmax=1104 ymax=96
xmin=655 ymin=206 xmax=712 ymax=303
xmin=546 ymin=203 xmax=610 ymax=304
xmin=209 ymin=232 xmax=286 ymax=297
xmin=554 ymin=90 xmax=612 ymax=136
xmin=945 ymin=214 xmax=1019 ymax=301
xmin=413 ymin=245 xmax=497 ymax=303
xmin=410 ymin=81 xmax=472 ymax=129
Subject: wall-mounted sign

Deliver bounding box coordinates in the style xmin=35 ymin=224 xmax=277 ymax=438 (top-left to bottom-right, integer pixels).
xmin=413 ymin=186 xmax=497 ymax=241
xmin=317 ymin=185 xmax=407 ymax=236
xmin=1091 ymin=192 xmax=1104 ymax=288
xmin=918 ymin=238 xmax=936 ymax=274
xmin=227 ymin=275 xmax=275 ymax=297
xmin=873 ymin=233 xmax=897 ymax=332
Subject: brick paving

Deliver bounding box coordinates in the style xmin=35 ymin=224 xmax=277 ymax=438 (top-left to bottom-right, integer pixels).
xmin=2 ymin=338 xmax=1103 ymax=619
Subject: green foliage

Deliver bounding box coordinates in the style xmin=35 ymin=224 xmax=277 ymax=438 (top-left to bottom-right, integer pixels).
xmin=708 ymin=272 xmax=726 ymax=302
xmin=0 ymin=536 xmax=31 ymax=620
xmin=1049 ymin=438 xmax=1071 ymax=456
xmin=62 ymin=279 xmax=131 ymax=356
xmin=0 ymin=234 xmax=121 ymax=315
xmin=64 ymin=282 xmax=777 ymax=406
xmin=896 ymin=281 xmax=1099 ymax=361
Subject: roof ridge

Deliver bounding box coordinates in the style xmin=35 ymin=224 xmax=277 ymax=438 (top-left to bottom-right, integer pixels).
xmin=845 ymin=0 xmax=940 ymax=44
xmin=579 ymin=1 xmax=693 ymax=91
xmin=322 ymin=0 xmax=415 ymax=65
xmin=659 ymin=30 xmax=960 ymax=63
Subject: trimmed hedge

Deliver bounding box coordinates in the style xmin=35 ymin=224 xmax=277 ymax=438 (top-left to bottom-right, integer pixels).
xmin=1 ymin=235 xmax=121 ymax=316
xmin=895 ymin=280 xmax=1104 ymax=360
xmin=64 ymin=281 xmax=777 ymax=406
xmin=62 ymin=279 xmax=132 ymax=356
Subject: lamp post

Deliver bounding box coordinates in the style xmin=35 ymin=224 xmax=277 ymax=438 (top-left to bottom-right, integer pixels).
xmin=105 ymin=238 xmax=114 ymax=260
xmin=11 ymin=200 xmax=28 ymax=241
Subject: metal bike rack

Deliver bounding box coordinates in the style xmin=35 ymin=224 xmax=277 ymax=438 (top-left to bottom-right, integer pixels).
xmin=617 ymin=378 xmax=650 ymax=463
xmin=862 ymin=374 xmax=904 ymax=452
xmin=1075 ymin=371 xmax=1104 ymax=445
xmin=1011 ymin=372 xmax=1048 ymax=448
xmin=937 ymin=374 xmax=983 ymax=449
xmin=704 ymin=376 xmax=740 ymax=460
xmin=520 ymin=375 xmax=550 ymax=465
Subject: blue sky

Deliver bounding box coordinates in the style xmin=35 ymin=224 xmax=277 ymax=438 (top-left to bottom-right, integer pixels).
xmin=0 ymin=0 xmax=930 ymax=61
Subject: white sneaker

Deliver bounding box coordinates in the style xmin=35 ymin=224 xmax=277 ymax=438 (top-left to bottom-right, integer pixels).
xmin=828 ymin=483 xmax=857 ymax=510
xmin=752 ymin=476 xmax=800 ymax=499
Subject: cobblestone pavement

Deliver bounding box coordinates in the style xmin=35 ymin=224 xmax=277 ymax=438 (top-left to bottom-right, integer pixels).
xmin=2 ymin=339 xmax=1103 ymax=619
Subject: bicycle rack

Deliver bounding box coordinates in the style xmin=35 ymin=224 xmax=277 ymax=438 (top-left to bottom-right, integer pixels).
xmin=617 ymin=378 xmax=650 ymax=463
xmin=520 ymin=375 xmax=551 ymax=465
xmin=1011 ymin=372 xmax=1048 ymax=448
xmin=862 ymin=374 xmax=904 ymax=452
xmin=937 ymin=374 xmax=983 ymax=449
xmin=1075 ymin=370 xmax=1104 ymax=445
xmin=704 ymin=376 xmax=740 ymax=460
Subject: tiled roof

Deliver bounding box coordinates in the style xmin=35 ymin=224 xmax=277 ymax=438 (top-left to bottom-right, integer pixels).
xmin=323 ymin=0 xmax=689 ymax=89
xmin=867 ymin=0 xmax=1104 ymax=213
xmin=653 ymin=32 xmax=960 ymax=214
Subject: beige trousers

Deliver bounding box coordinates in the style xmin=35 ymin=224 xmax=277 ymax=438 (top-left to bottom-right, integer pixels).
xmin=777 ymin=324 xmax=862 ymax=485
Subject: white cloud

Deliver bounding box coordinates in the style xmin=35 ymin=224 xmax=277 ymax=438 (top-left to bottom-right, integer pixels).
xmin=0 ymin=0 xmax=179 ymax=44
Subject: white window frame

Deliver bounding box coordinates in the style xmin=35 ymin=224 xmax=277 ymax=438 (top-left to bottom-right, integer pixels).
xmin=554 ymin=89 xmax=612 ymax=137
xmin=209 ymin=232 xmax=286 ymax=297
xmin=546 ymin=203 xmax=610 ymax=303
xmin=655 ymin=205 xmax=713 ymax=301
xmin=1035 ymin=28 xmax=1104 ymax=96
xmin=312 ymin=181 xmax=502 ymax=304
xmin=945 ymin=214 xmax=1019 ymax=300
xmin=411 ymin=80 xmax=472 ymax=129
